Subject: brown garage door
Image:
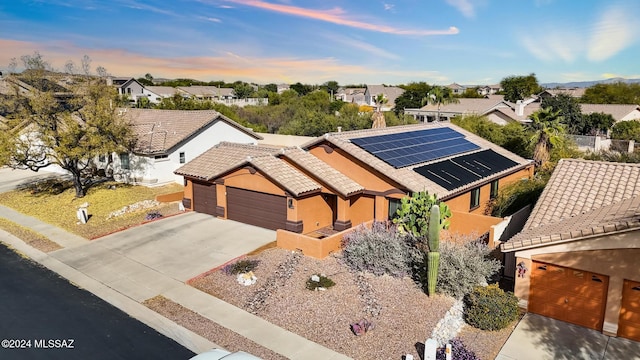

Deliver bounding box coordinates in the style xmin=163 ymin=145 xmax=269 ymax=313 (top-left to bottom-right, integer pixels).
xmin=529 ymin=261 xmax=608 ymax=331
xmin=618 ymin=279 xmax=640 ymax=341
xmin=192 ymin=181 xmax=217 ymax=216
xmin=226 ymin=187 xmax=286 ymax=231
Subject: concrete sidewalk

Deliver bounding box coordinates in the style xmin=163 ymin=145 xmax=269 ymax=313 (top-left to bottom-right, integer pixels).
xmin=0 ymin=208 xmax=350 ymax=359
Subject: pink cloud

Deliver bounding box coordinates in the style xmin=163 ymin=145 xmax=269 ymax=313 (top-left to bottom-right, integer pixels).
xmin=223 ymin=0 xmax=458 ymax=36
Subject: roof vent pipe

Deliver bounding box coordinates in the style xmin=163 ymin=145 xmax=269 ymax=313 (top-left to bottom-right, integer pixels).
xmin=337 ymin=126 xmax=342 ymax=132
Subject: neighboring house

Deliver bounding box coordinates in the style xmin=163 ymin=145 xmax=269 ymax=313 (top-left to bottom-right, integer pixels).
xmin=364 ymin=85 xmax=405 ymax=111
xmin=501 ymin=159 xmax=640 ymax=341
xmin=175 ymin=122 xmax=533 ymax=238
xmin=405 ymin=96 xmax=539 ymax=124
xmin=107 ymin=108 xmax=262 ymax=185
xmin=277 ymin=83 xmax=290 ymax=94
xmin=335 ymin=88 xmax=367 ymax=106
xmin=406 ymin=94 xmax=640 ymax=125
xmin=447 ymin=83 xmax=466 ymax=95
xmin=143 ymin=86 xmax=180 ymax=104
xmin=107 ymin=77 xmax=146 ymax=104
xmin=175 ymin=86 xmax=267 ymax=107
xmin=477 ymin=84 xmax=502 ymax=96
xmin=538 ymin=88 xmax=586 ymax=99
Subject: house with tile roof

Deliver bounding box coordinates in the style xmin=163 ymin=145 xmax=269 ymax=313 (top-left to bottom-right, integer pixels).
xmin=364 ymin=85 xmax=405 ymax=111
xmin=175 ymin=122 xmax=533 ymax=257
xmin=107 ymin=108 xmax=261 ymax=185
xmin=107 ymin=77 xmax=147 ymax=104
xmin=501 ymin=159 xmax=640 ymax=341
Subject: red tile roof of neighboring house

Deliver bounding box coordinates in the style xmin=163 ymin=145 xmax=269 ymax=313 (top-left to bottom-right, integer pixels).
xmin=502 ymin=159 xmax=640 ymax=251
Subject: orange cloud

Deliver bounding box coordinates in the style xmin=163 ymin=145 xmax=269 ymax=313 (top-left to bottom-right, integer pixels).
xmin=223 ymin=0 xmax=459 ymax=36
xmin=0 ymin=38 xmax=445 ymax=84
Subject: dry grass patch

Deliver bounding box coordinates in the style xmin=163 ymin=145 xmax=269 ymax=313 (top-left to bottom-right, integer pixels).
xmin=0 ymin=218 xmax=62 ymax=252
xmin=143 ymin=295 xmax=287 ymax=360
xmin=0 ymin=180 xmax=184 ymax=239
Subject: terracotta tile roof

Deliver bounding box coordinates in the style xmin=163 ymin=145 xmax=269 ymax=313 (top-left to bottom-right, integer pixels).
xmin=525 ymin=159 xmax=640 ymax=230
xmin=174 ymin=142 xmax=321 ymax=196
xmin=122 ymin=108 xmax=261 ymax=154
xmin=580 ymin=104 xmax=640 ymax=121
xmin=174 ymin=142 xmax=277 ymax=180
xmin=249 ymin=154 xmax=321 ymax=196
xmin=502 ymin=195 xmax=640 ymax=251
xmin=541 ymin=88 xmax=586 ymax=98
xmin=282 ymin=147 xmax=364 ymax=197
xmin=302 ymin=122 xmax=531 ymax=198
xmin=176 ymin=86 xmax=234 ymax=98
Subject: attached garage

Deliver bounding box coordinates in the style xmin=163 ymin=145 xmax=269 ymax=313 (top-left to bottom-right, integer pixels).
xmin=226 ymin=187 xmax=287 ymax=231
xmin=192 ymin=181 xmax=217 ymax=216
xmin=529 ymin=261 xmax=609 ymax=331
xmin=618 ymin=279 xmax=640 ymax=341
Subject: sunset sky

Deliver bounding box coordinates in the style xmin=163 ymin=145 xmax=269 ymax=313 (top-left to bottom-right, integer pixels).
xmin=2 ymin=0 xmax=639 ymax=86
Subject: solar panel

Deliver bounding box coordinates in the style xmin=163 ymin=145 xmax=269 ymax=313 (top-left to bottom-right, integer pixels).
xmin=413 ymin=149 xmax=520 ymax=190
xmin=350 ymin=128 xmax=480 ymax=168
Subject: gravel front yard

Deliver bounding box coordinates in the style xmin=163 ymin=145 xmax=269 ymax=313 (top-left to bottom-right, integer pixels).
xmin=187 ymin=247 xmax=517 ymax=360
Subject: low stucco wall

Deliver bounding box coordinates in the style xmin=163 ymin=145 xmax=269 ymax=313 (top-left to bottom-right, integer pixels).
xmin=449 ymin=210 xmax=504 ymax=247
xmin=155 ymin=191 xmax=184 ymax=203
xmin=277 ymin=221 xmax=374 ymax=259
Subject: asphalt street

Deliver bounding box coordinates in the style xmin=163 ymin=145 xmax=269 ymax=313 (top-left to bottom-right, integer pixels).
xmin=0 ymin=242 xmax=195 ymax=360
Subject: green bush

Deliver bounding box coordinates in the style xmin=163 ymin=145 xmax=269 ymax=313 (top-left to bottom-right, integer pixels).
xmin=432 ymin=238 xmax=501 ymax=298
xmin=222 ymin=259 xmax=260 ymax=275
xmin=464 ymin=284 xmax=519 ymax=331
xmin=305 ymin=274 xmax=336 ymax=291
xmin=341 ymin=222 xmax=419 ymax=277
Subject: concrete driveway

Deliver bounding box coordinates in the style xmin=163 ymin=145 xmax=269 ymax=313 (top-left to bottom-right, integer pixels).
xmin=50 ymin=212 xmax=276 ymax=301
xmin=0 ymin=167 xmax=65 ymax=193
xmin=497 ymin=313 xmax=640 ymax=360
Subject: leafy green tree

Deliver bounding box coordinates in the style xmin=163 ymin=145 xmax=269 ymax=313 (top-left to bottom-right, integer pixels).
xmin=500 ymin=73 xmax=542 ymax=102
xmin=579 ymin=112 xmax=615 ymax=135
xmin=232 ymin=82 xmax=254 ymax=99
xmin=321 ymin=80 xmax=339 ymax=96
xmin=0 ymin=65 xmax=136 ymax=197
xmin=394 ymin=82 xmax=432 ymax=116
xmin=422 ymin=86 xmax=459 ymax=121
xmin=459 ymin=87 xmax=484 ymax=98
xmin=263 ymin=83 xmax=278 ymax=93
xmin=452 ymin=115 xmax=531 ymax=158
xmin=581 ymin=82 xmax=640 ymax=104
xmin=611 ymin=121 xmax=640 ymax=142
xmin=541 ymin=93 xmax=583 ymax=134
xmin=289 ymin=82 xmax=313 ymax=96
xmin=526 ymin=107 xmax=566 ymax=168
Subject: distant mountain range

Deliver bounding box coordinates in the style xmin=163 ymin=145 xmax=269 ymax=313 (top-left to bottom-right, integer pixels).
xmin=542 ymin=77 xmax=640 ymax=89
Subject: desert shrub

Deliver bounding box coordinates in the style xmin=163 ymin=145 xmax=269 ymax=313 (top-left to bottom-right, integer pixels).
xmin=341 ymin=222 xmax=418 ymax=277
xmin=145 ymin=211 xmax=163 ymax=221
xmin=464 ymin=284 xmax=519 ymax=331
xmin=436 ymin=337 xmax=480 ymax=360
xmin=222 ymin=259 xmax=260 ymax=275
xmin=435 ymin=238 xmax=502 ymax=298
xmin=305 ymin=274 xmax=335 ymax=291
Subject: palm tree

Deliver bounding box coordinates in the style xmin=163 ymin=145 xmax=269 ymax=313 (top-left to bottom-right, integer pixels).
xmin=526 ymin=107 xmax=566 ymax=168
xmin=372 ymin=93 xmax=387 ymax=128
xmin=422 ymin=86 xmax=459 ymax=122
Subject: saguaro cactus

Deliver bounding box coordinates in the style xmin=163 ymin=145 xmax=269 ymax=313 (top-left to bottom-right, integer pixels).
xmin=427 ymin=204 xmax=440 ymax=296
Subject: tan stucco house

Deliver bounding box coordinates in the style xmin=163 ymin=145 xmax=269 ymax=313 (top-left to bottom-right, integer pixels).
xmin=176 ymin=122 xmax=533 ymax=257
xmin=502 ymin=159 xmax=640 ymax=341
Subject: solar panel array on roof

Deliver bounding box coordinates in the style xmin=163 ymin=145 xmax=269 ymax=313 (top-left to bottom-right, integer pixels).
xmin=413 ymin=149 xmax=519 ymax=190
xmin=350 ymin=127 xmax=480 ymax=168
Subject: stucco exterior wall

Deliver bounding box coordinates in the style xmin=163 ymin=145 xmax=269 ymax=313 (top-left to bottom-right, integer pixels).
xmin=512 ymin=230 xmax=640 ymax=335
xmin=221 ymin=168 xmax=286 ymax=196
xmin=296 ymin=194 xmax=334 ymax=233
xmin=444 ymin=167 xmax=532 ymax=214
xmin=350 ymin=194 xmax=375 ymax=227
xmin=308 ymin=146 xmax=402 ymax=192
